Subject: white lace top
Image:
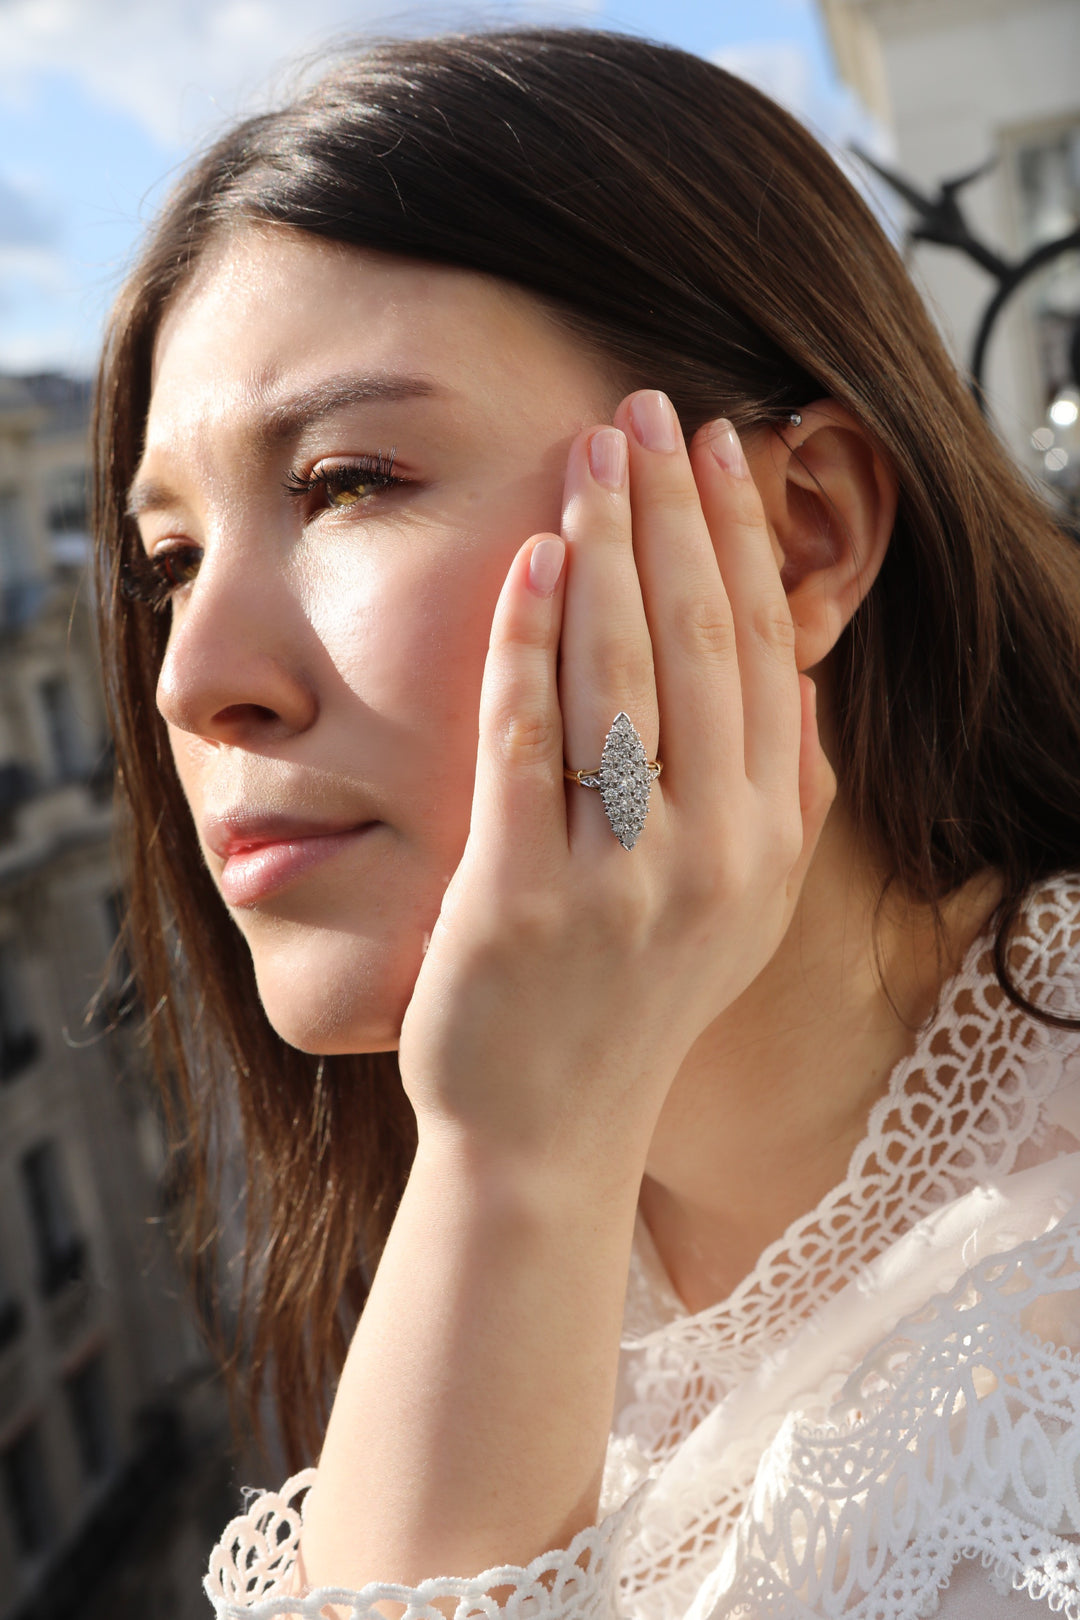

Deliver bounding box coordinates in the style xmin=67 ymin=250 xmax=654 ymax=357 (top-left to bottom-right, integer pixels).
xmin=205 ymin=873 xmax=1080 ymax=1619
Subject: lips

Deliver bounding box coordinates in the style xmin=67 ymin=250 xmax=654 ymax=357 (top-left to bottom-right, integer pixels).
xmin=203 ymin=813 xmax=379 ymax=908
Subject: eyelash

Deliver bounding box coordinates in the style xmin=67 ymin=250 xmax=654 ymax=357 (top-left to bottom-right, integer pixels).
xmin=282 ymin=450 xmax=400 ymax=506
xmin=119 ymin=545 xmax=202 ymax=614
xmin=120 ymin=451 xmax=403 ymax=613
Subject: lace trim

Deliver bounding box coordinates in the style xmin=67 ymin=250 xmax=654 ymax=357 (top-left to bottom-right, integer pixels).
xmin=704 ymin=1216 xmax=1080 ymax=1617
xmin=722 ymin=1504 xmax=1080 ymax=1619
xmin=204 ymin=1470 xmax=644 ymax=1619
xmin=617 ymin=876 xmax=1080 ymax=1462
xmin=205 ymin=874 xmax=1080 ymax=1620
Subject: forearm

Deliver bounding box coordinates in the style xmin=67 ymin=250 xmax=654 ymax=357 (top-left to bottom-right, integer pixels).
xmin=292 ymin=404 xmax=834 ymax=1597
xmin=296 ymin=1128 xmax=643 ymax=1591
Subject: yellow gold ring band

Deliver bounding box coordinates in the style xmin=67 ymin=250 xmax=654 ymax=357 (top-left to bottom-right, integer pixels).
xmin=560 ymin=712 xmax=661 ymax=851
xmin=563 ymin=760 xmax=662 ymax=784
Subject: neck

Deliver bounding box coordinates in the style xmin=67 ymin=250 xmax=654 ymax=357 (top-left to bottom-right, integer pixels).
xmin=640 ymin=800 xmax=1003 ymax=1314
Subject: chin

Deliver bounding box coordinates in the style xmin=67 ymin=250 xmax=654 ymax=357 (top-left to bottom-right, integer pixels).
xmin=247 ymin=930 xmax=420 ymax=1055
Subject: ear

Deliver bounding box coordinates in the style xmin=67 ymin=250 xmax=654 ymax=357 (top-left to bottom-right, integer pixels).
xmin=746 ymin=401 xmax=898 ymax=672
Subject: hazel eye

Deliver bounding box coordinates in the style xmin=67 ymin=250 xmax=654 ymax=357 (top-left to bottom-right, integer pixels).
xmin=326 ymin=479 xmax=371 ymax=508
xmin=283 ymin=451 xmax=400 ymax=511
xmin=156 ymin=547 xmax=201 ymax=586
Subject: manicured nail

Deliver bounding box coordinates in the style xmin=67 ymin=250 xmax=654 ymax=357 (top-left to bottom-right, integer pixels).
xmin=587 ymin=427 xmax=627 ymax=490
xmin=704 ymin=418 xmax=748 ymax=478
xmin=628 ymin=391 xmax=678 ymax=453
xmin=528 ymin=536 xmax=565 ymax=597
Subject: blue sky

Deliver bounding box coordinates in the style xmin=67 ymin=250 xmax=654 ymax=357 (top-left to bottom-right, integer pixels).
xmin=0 ymin=0 xmax=884 ymax=375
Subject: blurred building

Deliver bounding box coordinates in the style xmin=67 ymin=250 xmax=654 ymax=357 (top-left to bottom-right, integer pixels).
xmin=821 ymin=0 xmax=1080 ymax=516
xmin=0 ymin=374 xmax=232 ymax=1619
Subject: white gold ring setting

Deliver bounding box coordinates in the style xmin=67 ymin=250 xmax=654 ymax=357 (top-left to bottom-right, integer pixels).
xmin=564 ymin=712 xmax=662 ymax=850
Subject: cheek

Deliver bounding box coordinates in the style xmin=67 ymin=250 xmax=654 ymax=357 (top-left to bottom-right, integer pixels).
xmin=168 ymin=729 xmax=215 ymax=813
xmin=314 ymin=529 xmax=516 ymax=764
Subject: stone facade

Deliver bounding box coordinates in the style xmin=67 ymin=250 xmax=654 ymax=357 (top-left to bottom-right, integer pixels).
xmin=0 ymin=374 xmax=233 ymax=1620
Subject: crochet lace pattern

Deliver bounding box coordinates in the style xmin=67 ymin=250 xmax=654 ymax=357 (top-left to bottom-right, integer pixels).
xmin=205 ymin=874 xmax=1080 ymax=1620
xmin=713 ymin=1217 xmax=1080 ymax=1617
xmin=205 ymin=1469 xmax=641 ymax=1618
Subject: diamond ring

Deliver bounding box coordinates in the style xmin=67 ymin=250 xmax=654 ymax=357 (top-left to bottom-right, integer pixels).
xmin=564 ymin=712 xmax=662 ymax=850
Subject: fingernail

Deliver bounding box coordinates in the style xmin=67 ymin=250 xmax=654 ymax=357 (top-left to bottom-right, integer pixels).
xmin=704 ymin=418 xmax=748 ymax=478
xmin=628 ymin=391 xmax=678 ymax=453
xmin=528 ymin=536 xmax=565 ymax=597
xmin=587 ymin=427 xmax=627 ymax=491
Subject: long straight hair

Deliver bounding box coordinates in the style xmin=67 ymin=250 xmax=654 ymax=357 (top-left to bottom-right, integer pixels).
xmin=93 ymin=29 xmax=1080 ymax=1467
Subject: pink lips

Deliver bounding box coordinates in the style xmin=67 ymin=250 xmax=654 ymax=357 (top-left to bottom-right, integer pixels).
xmin=204 ymin=815 xmax=379 ymax=907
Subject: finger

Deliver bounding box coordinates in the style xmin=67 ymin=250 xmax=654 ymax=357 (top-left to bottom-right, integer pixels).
xmin=689 ymin=419 xmax=802 ymax=796
xmin=558 ymin=426 xmax=663 ymax=853
xmin=470 ymin=534 xmax=568 ymax=883
xmin=611 ymin=391 xmax=745 ymax=813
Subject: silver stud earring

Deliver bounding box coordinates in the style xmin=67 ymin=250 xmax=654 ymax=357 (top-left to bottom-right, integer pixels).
xmin=789 ymin=412 xmax=802 ymax=426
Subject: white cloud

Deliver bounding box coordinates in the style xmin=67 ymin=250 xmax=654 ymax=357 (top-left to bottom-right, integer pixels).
xmin=0 ymin=171 xmax=56 ymax=248
xmin=0 ymin=243 xmax=68 ymax=290
xmin=0 ymin=0 xmax=596 ymax=149
xmin=0 ymin=0 xmax=360 ymax=147
xmin=0 ymin=319 xmax=97 ymax=372
xmin=0 ymin=238 xmax=84 ymax=371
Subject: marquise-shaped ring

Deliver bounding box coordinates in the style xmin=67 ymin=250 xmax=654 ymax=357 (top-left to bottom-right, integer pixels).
xmin=563 ymin=712 xmax=662 ymax=851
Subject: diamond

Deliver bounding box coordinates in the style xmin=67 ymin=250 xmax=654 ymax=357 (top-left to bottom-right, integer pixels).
xmin=590 ymin=712 xmax=654 ymax=850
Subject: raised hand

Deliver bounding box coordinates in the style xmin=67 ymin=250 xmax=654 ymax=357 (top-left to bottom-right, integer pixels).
xmin=397 ymin=390 xmax=836 ymax=1176
xmin=301 ymin=392 xmax=836 ymax=1594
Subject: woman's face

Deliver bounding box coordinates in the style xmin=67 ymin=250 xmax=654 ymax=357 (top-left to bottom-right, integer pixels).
xmin=136 ymin=227 xmax=623 ymax=1052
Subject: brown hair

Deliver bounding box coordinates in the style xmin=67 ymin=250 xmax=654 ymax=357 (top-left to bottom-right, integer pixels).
xmin=93 ymin=28 xmax=1080 ymax=1469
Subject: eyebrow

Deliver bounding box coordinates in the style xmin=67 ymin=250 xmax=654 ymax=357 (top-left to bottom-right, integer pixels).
xmin=125 ymin=371 xmax=441 ymax=519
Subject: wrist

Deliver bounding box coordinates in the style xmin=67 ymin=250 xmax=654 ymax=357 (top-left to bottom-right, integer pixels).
xmin=411 ymin=1116 xmax=647 ymax=1229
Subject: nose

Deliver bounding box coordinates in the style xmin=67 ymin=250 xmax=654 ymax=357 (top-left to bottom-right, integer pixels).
xmin=156 ymin=552 xmax=319 ymax=746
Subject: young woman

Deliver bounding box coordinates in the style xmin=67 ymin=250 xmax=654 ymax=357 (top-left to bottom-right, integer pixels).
xmin=94 ymin=29 xmax=1080 ymax=1619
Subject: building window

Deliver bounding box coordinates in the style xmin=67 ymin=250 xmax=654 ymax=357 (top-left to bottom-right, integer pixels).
xmin=20 ymin=1142 xmax=85 ymax=1299
xmin=46 ymin=467 xmax=88 ymax=568
xmin=46 ymin=468 xmax=87 ymax=535
xmin=0 ymin=939 xmax=40 ymax=1083
xmin=0 ymin=1424 xmax=55 ymax=1559
xmin=0 ymin=1262 xmax=21 ymax=1354
xmin=38 ymin=673 xmax=85 ymax=783
xmin=0 ymin=490 xmax=43 ymax=630
xmin=65 ymin=1353 xmax=115 ymax=1481
xmin=0 ymin=760 xmax=37 ymax=834
xmin=0 ymin=490 xmax=32 ymax=585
